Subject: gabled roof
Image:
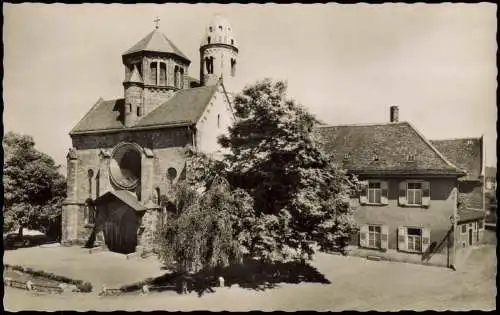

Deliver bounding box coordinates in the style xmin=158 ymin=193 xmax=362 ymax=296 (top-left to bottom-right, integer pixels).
xmin=70 ymin=98 xmax=125 ymax=134
xmin=314 ymin=122 xmax=465 ymax=176
xmin=458 ymin=208 xmax=485 ymax=223
xmin=485 ymin=166 xmax=496 ymax=178
xmin=430 ymin=137 xmax=483 ymax=181
xmin=135 ymin=84 xmax=219 ymax=127
xmin=123 ymin=29 xmax=189 ymax=61
xmin=94 ymin=190 xmax=146 ymax=212
xmin=69 ymin=84 xmax=220 ymax=135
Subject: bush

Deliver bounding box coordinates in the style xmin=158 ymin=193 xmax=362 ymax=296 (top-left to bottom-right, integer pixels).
xmin=77 ymin=282 xmax=93 ymax=293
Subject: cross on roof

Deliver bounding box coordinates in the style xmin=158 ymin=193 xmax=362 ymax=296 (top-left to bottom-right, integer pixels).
xmin=154 ymin=17 xmax=160 ymax=29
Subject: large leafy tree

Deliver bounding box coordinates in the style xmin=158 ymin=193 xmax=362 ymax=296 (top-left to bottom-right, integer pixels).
xmin=218 ymin=78 xmax=359 ymax=262
xmin=3 ymin=131 xmax=66 ymax=235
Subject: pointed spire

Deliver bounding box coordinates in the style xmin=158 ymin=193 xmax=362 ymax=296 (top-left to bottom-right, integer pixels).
xmin=126 ymin=65 xmax=143 ymax=84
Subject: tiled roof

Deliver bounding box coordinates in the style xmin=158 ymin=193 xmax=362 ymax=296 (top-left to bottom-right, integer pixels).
xmin=94 ymin=190 xmax=146 ymax=212
xmin=70 ymin=84 xmax=219 ymax=135
xmin=70 ymin=98 xmax=125 ymax=134
xmin=123 ymin=29 xmax=189 ymax=61
xmin=458 ymin=208 xmax=485 ymax=223
xmin=314 ymin=122 xmax=465 ymax=176
xmin=430 ymin=137 xmax=483 ymax=181
xmin=485 ymin=166 xmax=496 ymax=178
xmin=135 ymin=84 xmax=218 ymax=127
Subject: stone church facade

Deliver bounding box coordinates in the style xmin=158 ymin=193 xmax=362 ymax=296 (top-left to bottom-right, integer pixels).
xmin=61 ymin=15 xmax=239 ymax=254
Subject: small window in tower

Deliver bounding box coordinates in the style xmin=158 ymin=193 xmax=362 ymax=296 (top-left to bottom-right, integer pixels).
xmin=205 ymin=57 xmax=210 ymax=74
xmin=159 ymin=63 xmax=166 ymax=86
xmin=179 ymin=68 xmax=184 ymax=89
xmin=231 ymin=39 xmax=234 ymax=45
xmin=207 ymin=36 xmax=211 ymax=44
xmin=209 ymin=56 xmax=214 ymax=74
xmin=231 ymin=58 xmax=236 ymax=77
xmin=88 ymin=169 xmax=94 ymax=197
xmin=218 ymin=25 xmax=223 ymax=31
xmin=217 ymin=114 xmax=220 ymax=129
xmin=150 ymin=62 xmax=158 ymax=85
xmin=137 ymin=106 xmax=142 ymax=117
xmin=127 ymin=103 xmax=132 ymax=113
xmin=174 ymin=66 xmax=179 ymax=88
xmin=209 ymin=26 xmax=213 ymax=32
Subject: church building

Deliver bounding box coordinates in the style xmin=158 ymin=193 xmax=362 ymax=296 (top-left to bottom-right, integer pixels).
xmin=61 ymin=15 xmax=239 ymax=255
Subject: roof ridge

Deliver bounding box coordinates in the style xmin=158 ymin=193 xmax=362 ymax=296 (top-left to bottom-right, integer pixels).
xmin=406 ymin=122 xmax=465 ymax=173
xmin=315 ymin=121 xmax=407 ymax=128
xmin=70 ymin=97 xmax=105 ymax=134
xmin=430 ymin=136 xmax=483 ymax=142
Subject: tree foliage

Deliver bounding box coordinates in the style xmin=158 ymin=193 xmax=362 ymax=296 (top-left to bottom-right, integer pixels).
xmin=218 ymin=78 xmax=359 ymax=262
xmin=3 ymin=131 xmax=66 ymax=233
xmin=156 ymin=150 xmax=255 ymax=273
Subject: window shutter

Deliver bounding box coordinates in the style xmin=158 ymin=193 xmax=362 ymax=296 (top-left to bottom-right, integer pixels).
xmin=380 ymin=225 xmax=389 ymax=249
xmin=397 ymin=226 xmax=406 ymax=251
xmin=381 ymin=181 xmax=389 ymax=205
xmin=422 ymin=227 xmax=431 ymax=253
xmin=359 ymin=224 xmax=369 ymax=248
xmin=422 ymin=181 xmax=430 ymax=207
xmin=359 ymin=181 xmax=368 ymax=205
xmin=398 ymin=181 xmax=407 ymax=206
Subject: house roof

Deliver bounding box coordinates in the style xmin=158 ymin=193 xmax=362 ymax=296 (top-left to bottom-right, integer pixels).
xmin=94 ymin=190 xmax=146 ymax=212
xmin=430 ymin=137 xmax=483 ymax=181
xmin=485 ymin=166 xmax=496 ymax=178
xmin=69 ymin=84 xmax=220 ymax=135
xmin=458 ymin=208 xmax=485 ymax=223
xmin=314 ymin=122 xmax=465 ymax=176
xmin=123 ymin=29 xmax=190 ymax=61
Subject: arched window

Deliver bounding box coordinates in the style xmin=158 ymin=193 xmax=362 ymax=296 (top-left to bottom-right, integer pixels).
xmin=159 ymin=63 xmax=166 ymax=86
xmin=207 ymin=36 xmax=211 ymax=44
xmin=218 ymin=25 xmax=223 ymax=31
xmin=174 ymin=66 xmax=179 ymax=88
xmin=153 ymin=188 xmax=160 ymax=205
xmin=231 ymin=58 xmax=236 ymax=77
xmin=150 ymin=62 xmax=157 ymax=85
xmin=137 ymin=106 xmax=142 ymax=117
xmin=87 ymin=169 xmax=94 ymax=197
xmin=85 ymin=198 xmax=95 ymax=225
xmin=209 ymin=26 xmax=213 ymax=32
xmin=209 ymin=56 xmax=214 ymax=74
xmin=95 ymin=171 xmax=100 ymax=199
xmin=179 ymin=68 xmax=184 ymax=89
xmin=205 ymin=57 xmax=210 ymax=74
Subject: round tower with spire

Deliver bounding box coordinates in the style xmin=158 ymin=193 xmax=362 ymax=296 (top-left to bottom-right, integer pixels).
xmin=199 ymin=14 xmax=238 ymax=92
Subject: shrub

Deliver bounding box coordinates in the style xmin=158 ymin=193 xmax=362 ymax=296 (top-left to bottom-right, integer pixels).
xmin=77 ymin=282 xmax=93 ymax=293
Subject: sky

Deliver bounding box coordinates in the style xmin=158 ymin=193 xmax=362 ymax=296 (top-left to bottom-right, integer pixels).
xmin=3 ymin=3 xmax=497 ymax=174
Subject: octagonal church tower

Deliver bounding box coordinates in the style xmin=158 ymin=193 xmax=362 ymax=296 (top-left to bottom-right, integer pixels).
xmin=61 ymin=16 xmax=237 ymax=255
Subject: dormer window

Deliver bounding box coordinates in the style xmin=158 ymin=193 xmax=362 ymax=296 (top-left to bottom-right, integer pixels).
xmin=373 ymin=153 xmax=379 ymax=161
xmin=467 ymin=140 xmax=473 ymax=145
xmin=408 ymin=154 xmax=416 ymax=162
xmin=344 ymin=152 xmax=351 ymax=160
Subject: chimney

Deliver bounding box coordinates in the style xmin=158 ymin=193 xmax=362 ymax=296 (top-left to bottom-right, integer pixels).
xmin=390 ymin=106 xmax=399 ymax=123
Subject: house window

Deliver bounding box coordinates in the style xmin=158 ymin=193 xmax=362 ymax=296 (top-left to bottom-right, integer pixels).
xmin=461 ymin=224 xmax=467 ymax=234
xmin=478 ymin=220 xmax=484 ymax=230
xmin=407 ymin=228 xmax=422 ymax=252
xmin=407 ymin=182 xmax=422 ymax=205
xmin=368 ymin=182 xmax=381 ymax=204
xmin=368 ymin=225 xmax=382 ymax=249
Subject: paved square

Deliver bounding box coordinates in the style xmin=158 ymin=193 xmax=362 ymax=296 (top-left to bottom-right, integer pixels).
xmin=3 ymin=244 xmax=496 ymax=311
